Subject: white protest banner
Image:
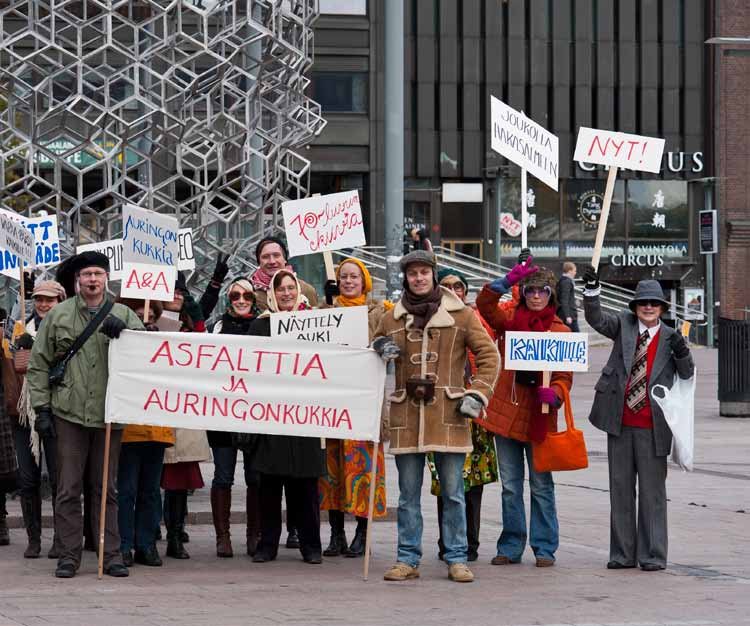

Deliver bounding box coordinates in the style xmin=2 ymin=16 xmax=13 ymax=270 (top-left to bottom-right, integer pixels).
xmin=574 ymin=127 xmax=665 ymax=173
xmin=0 ymin=211 xmax=59 ymax=277
xmin=573 ymin=128 xmax=666 ymax=270
xmin=77 ymin=228 xmax=194 ymax=280
xmin=282 ymin=190 xmax=365 ymax=259
xmin=0 ymin=213 xmax=35 ymax=266
xmin=120 ymin=204 xmax=179 ymax=301
xmin=490 ymin=96 xmax=559 ymax=191
xmin=271 ymin=306 xmax=370 ymax=347
xmin=105 ymin=330 xmax=386 ymax=442
xmin=504 ymin=331 xmax=589 ymax=373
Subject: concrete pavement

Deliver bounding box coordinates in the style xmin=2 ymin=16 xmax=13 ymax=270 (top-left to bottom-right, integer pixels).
xmin=1 ymin=346 xmax=748 ymax=626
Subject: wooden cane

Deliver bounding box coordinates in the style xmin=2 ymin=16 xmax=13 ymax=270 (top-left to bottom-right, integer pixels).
xmin=362 ymin=440 xmax=380 ymax=581
xmin=591 ymin=166 xmax=619 ymax=272
xmin=97 ymin=422 xmax=112 ymax=580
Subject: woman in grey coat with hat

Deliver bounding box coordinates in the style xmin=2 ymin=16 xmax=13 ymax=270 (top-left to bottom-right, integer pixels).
xmin=581 ymin=266 xmax=694 ymax=572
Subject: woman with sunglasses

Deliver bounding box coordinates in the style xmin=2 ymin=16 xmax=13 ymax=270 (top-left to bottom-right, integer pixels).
xmin=209 ymin=278 xmax=261 ymax=558
xmin=318 ymin=258 xmax=391 ymax=558
xmin=476 ymin=251 xmax=573 ymax=568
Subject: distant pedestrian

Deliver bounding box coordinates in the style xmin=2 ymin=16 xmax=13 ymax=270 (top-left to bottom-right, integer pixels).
xmin=410 ymin=228 xmax=434 ymax=253
xmin=556 ymin=262 xmax=579 ymax=332
xmin=582 ymin=266 xmax=694 ymax=572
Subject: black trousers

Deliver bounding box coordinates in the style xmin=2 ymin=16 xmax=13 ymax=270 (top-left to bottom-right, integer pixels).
xmin=13 ymin=425 xmax=57 ymax=498
xmin=258 ymin=474 xmax=320 ymax=557
xmin=437 ymin=485 xmax=483 ymax=558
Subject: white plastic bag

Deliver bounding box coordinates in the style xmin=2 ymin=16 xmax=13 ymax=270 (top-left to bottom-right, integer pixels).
xmin=651 ymin=367 xmax=696 ymax=472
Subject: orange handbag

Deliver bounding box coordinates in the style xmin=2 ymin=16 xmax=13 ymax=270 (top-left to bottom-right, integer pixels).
xmin=532 ymin=385 xmax=588 ymax=473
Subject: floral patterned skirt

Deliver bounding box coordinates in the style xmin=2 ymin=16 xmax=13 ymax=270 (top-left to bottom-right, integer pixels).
xmin=428 ymin=422 xmax=498 ymax=496
xmin=319 ymin=439 xmax=387 ymax=518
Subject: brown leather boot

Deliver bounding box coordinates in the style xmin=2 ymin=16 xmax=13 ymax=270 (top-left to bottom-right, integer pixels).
xmin=245 ymin=485 xmax=260 ymax=557
xmin=211 ymin=487 xmax=233 ymax=558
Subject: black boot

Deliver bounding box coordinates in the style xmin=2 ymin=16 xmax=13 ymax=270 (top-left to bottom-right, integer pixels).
xmin=346 ymin=516 xmax=367 ymax=558
xmin=0 ymin=502 xmax=8 ymax=546
xmin=322 ymin=510 xmax=347 ymax=557
xmin=165 ymin=490 xmax=190 ymax=559
xmin=21 ymin=493 xmax=42 ymax=559
xmin=246 ymin=485 xmax=260 ymax=557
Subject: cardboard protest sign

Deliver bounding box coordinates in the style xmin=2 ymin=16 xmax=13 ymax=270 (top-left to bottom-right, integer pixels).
xmin=77 ymin=228 xmax=194 ymax=280
xmin=0 ymin=211 xmax=59 ymax=277
xmin=271 ymin=306 xmax=370 ymax=347
xmin=105 ymin=330 xmax=386 ymax=442
xmin=504 ymin=331 xmax=589 ymax=373
xmin=0 ymin=213 xmax=35 ymax=266
xmin=490 ymin=96 xmax=559 ymax=191
xmin=281 ymin=190 xmax=365 ymax=258
xmin=574 ymin=127 xmax=665 ymax=174
xmin=120 ymin=204 xmax=179 ymax=301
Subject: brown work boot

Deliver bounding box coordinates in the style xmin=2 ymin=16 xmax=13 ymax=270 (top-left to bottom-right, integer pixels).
xmin=210 ymin=487 xmax=233 ymax=558
xmin=491 ymin=555 xmax=519 ymax=565
xmin=536 ymin=557 xmax=555 ymax=568
xmin=448 ymin=562 xmax=475 ymax=583
xmin=383 ymin=562 xmax=420 ymax=581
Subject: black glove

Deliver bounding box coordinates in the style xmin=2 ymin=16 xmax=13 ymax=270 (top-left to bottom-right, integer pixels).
xmin=23 ymin=271 xmax=35 ymax=295
xmin=582 ymin=264 xmax=600 ymax=290
xmin=668 ymin=332 xmax=690 ymax=359
xmin=34 ymin=407 xmax=56 ymax=439
xmin=182 ymin=292 xmax=204 ymax=323
xmin=100 ymin=315 xmax=127 ymax=339
xmin=518 ymin=247 xmax=532 ymax=265
xmin=371 ymin=336 xmax=400 ymax=362
xmin=15 ymin=332 xmax=34 ymax=350
xmin=211 ymin=253 xmax=230 ymax=286
xmin=324 ymin=279 xmax=340 ymax=305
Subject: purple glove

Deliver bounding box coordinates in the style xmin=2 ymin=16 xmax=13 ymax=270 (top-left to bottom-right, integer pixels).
xmin=537 ymin=386 xmax=559 ymax=407
xmin=506 ymin=257 xmax=539 ymax=286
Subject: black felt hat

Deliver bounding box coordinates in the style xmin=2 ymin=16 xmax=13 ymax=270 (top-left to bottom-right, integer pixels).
xmin=72 ymin=251 xmax=110 ymax=274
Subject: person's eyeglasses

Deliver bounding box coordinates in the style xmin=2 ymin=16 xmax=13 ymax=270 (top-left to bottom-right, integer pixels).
xmin=79 ymin=271 xmax=107 ymax=279
xmin=636 ymin=300 xmax=662 ymax=308
xmin=443 ymin=282 xmax=465 ymax=293
xmin=523 ymin=286 xmax=552 ymax=298
xmin=229 ymin=292 xmax=254 ymax=302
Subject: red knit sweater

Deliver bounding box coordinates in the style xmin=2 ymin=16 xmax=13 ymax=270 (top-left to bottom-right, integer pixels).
xmin=622 ymin=330 xmax=660 ymax=429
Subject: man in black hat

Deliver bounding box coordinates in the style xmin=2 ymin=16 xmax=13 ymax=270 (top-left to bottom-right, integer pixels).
xmin=27 ymin=251 xmax=144 ymax=578
xmin=581 ymin=266 xmax=694 ymax=572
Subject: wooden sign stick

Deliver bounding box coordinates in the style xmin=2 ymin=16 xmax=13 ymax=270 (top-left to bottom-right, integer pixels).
xmin=521 ymin=167 xmax=528 ymax=249
xmin=591 ymin=166 xmax=619 ymax=272
xmin=18 ymin=267 xmax=26 ymax=333
xmin=362 ymin=440 xmax=380 ymax=581
xmin=97 ymin=422 xmax=112 ymax=579
xmin=143 ymin=299 xmax=151 ymax=326
xmin=541 ymin=371 xmax=552 ymax=414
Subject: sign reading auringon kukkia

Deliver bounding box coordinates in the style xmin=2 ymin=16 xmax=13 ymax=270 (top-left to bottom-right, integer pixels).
xmin=281 ymin=190 xmax=365 ymax=258
xmin=120 ymin=204 xmax=179 ymax=301
xmin=106 ymin=330 xmax=386 ymax=442
xmin=504 ymin=331 xmax=589 ymax=373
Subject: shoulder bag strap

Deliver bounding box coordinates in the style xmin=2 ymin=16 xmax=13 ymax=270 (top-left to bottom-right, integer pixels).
xmin=58 ymin=300 xmax=114 ymax=368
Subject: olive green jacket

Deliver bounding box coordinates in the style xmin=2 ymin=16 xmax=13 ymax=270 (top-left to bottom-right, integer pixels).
xmin=27 ymin=295 xmax=144 ymax=428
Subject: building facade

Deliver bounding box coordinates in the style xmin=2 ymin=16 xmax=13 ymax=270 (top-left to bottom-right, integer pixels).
xmin=310 ymin=0 xmax=713 ymax=319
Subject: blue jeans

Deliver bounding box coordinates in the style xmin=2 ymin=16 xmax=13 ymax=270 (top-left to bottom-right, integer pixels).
xmin=395 ymin=452 xmax=467 ymax=567
xmin=495 ymin=435 xmax=559 ymax=561
xmin=211 ymin=446 xmax=258 ymax=488
xmin=117 ymin=442 xmax=166 ymax=552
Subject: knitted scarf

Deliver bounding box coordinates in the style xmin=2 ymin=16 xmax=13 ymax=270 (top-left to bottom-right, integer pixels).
xmin=401 ymin=285 xmax=443 ymax=330
xmin=250 ymin=264 xmax=294 ymax=292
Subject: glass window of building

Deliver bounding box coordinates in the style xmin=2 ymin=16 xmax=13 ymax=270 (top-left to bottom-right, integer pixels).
xmin=319 ymin=0 xmax=367 ymax=14
xmin=498 ymin=179 xmax=560 ymax=259
xmin=311 ymin=72 xmax=368 ymax=113
xmin=563 ymin=179 xmax=626 ymax=258
xmin=626 ymin=181 xmax=689 ymax=259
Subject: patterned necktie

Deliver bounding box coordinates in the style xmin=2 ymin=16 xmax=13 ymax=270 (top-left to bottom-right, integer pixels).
xmin=626 ymin=330 xmax=651 ymax=412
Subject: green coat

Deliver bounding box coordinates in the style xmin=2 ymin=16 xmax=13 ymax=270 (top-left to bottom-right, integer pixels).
xmin=27 ymin=295 xmax=144 ymax=429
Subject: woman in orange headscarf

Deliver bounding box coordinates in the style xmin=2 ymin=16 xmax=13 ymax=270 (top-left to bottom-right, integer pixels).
xmin=319 ymin=258 xmax=390 ymax=557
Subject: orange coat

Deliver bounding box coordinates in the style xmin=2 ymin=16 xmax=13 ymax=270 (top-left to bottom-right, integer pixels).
xmin=122 ymin=424 xmax=175 ymax=446
xmin=475 ymin=285 xmax=573 ymax=443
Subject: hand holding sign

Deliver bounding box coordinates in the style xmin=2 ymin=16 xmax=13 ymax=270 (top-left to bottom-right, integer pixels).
xmin=574 ymin=128 xmax=666 ymax=271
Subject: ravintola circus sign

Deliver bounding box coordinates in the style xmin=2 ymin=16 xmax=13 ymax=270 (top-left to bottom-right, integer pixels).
xmin=105 ymin=330 xmax=386 ymax=442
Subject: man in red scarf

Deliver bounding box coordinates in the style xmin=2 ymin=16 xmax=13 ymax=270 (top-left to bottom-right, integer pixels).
xmin=475 ymin=253 xmax=573 ymax=568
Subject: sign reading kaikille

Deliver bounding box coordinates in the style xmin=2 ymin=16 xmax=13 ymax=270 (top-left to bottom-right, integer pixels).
xmin=120 ymin=204 xmax=179 ymax=301
xmin=78 ymin=228 xmax=194 ymax=280
xmin=504 ymin=331 xmax=589 ymax=372
xmin=490 ymin=96 xmax=559 ymax=191
xmin=105 ymin=330 xmax=386 ymax=442
xmin=0 ymin=213 xmax=35 ymax=266
xmin=0 ymin=211 xmax=60 ymax=277
xmin=574 ymin=127 xmax=666 ymax=174
xmin=271 ymin=306 xmax=370 ymax=347
xmin=282 ymin=190 xmax=365 ymax=258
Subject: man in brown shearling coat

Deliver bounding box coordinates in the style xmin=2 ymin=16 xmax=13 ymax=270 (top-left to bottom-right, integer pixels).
xmin=371 ymin=251 xmax=499 ymax=584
